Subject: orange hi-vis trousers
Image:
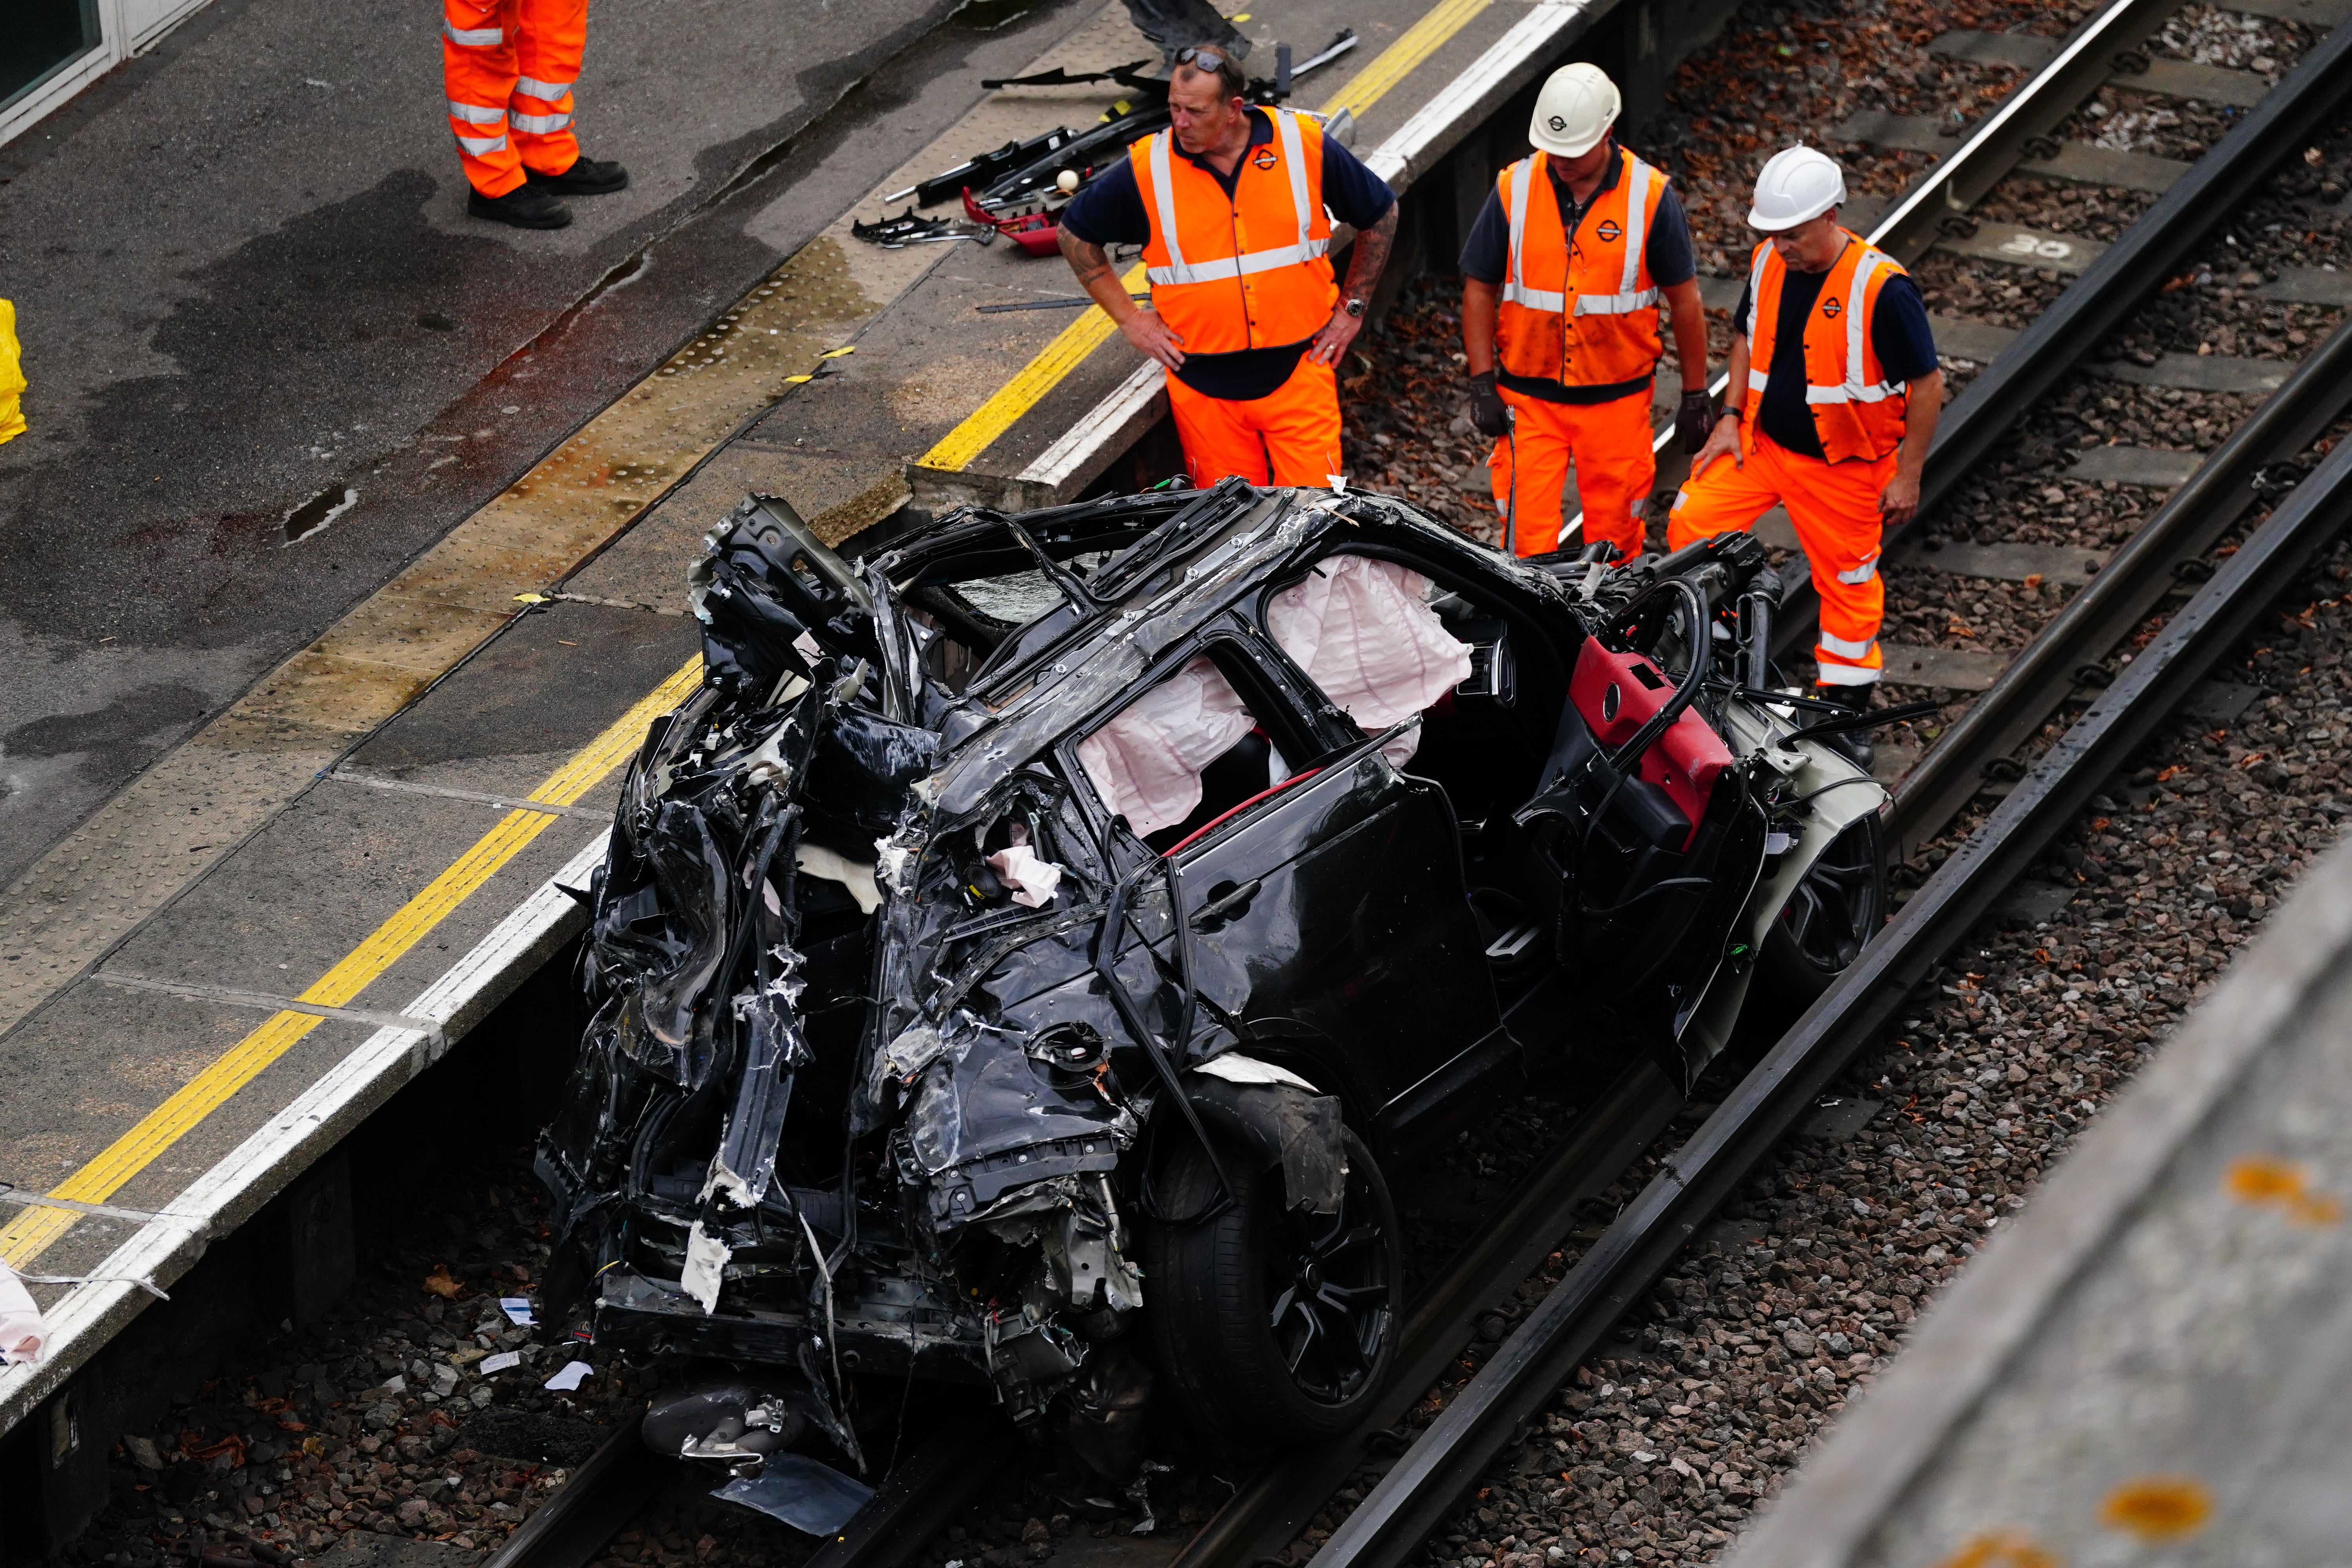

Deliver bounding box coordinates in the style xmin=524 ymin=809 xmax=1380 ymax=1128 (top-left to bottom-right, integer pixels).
xmin=1488 ymin=384 xmax=1657 ymax=560
xmin=1165 ymin=356 xmax=1344 ymax=488
xmin=443 ymin=0 xmax=586 ymax=198
xmin=1667 ymin=430 xmax=1891 ymax=686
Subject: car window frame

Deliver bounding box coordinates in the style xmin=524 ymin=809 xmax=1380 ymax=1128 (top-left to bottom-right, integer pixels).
xmin=1053 ymin=622 xmax=1342 ymax=854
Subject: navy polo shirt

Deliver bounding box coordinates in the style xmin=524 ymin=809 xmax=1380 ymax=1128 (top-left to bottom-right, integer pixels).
xmin=1732 ymin=254 xmax=1939 ymax=462
xmin=1060 ymin=107 xmax=1397 ymax=401
xmin=1458 ymin=143 xmax=1699 ymax=405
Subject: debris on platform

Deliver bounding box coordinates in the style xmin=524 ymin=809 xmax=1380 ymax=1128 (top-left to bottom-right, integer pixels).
xmin=1 ymin=1260 xmax=48 ymax=1364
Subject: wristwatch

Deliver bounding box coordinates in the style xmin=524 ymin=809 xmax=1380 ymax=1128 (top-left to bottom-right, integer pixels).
xmin=1343 ymin=297 xmax=1368 ymax=318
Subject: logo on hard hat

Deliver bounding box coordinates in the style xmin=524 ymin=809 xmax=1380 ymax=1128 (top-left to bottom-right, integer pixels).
xmin=1252 ymin=146 xmax=1279 ymax=171
xmin=1547 ymin=114 xmax=1567 ymax=132
xmin=1821 ymin=296 xmax=1844 ymax=319
xmin=1596 ymin=220 xmax=1622 ymax=243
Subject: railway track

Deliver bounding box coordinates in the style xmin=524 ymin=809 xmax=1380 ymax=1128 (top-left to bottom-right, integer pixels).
xmin=467 ymin=7 xmax=2352 ymax=1568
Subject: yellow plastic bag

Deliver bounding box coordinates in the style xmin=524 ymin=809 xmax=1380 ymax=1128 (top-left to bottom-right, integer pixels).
xmin=0 ymin=299 xmax=24 ymax=446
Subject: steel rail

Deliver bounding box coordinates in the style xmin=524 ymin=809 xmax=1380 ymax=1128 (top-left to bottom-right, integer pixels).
xmin=1862 ymin=0 xmax=2179 ymax=268
xmin=1769 ymin=15 xmax=2352 ymax=655
xmin=1304 ymin=416 xmax=2352 ymax=1568
xmin=481 ymin=1420 xmax=671 ymax=1568
xmin=1610 ymin=0 xmax=2182 ymax=532
xmin=1889 ymin=313 xmax=2352 ymax=858
xmin=1169 ymin=1061 xmax=1683 ymax=1568
xmin=468 ymin=1065 xmax=1681 ymax=1568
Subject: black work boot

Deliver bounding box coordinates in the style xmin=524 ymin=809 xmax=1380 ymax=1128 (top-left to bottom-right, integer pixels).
xmin=1816 ymin=684 xmax=1878 ymax=772
xmin=468 ymin=183 xmax=572 ymax=229
xmin=526 ymin=156 xmax=630 ymax=196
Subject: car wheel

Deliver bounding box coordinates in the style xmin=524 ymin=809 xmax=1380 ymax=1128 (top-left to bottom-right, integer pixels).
xmin=1146 ymin=1126 xmax=1400 ymax=1451
xmin=1762 ymin=811 xmax=1888 ymax=998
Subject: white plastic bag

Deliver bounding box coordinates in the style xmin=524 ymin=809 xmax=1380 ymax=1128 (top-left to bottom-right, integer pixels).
xmin=1 ymin=1262 xmax=48 ymax=1366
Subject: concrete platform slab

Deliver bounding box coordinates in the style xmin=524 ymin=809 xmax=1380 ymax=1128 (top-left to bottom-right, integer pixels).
xmin=343 ymin=601 xmax=702 ymax=797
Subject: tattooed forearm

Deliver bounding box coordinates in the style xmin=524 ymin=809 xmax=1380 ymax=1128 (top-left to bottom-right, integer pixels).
xmin=1059 ymin=226 xmax=1118 ymax=292
xmin=1342 ymin=205 xmax=1398 ymax=299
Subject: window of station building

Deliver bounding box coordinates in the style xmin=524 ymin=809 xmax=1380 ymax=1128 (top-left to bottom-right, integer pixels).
xmin=4 ymin=0 xmax=101 ymax=113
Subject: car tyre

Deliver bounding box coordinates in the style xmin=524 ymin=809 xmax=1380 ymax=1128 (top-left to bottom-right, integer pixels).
xmin=1762 ymin=811 xmax=1889 ymax=998
xmin=1146 ymin=1126 xmax=1400 ymax=1451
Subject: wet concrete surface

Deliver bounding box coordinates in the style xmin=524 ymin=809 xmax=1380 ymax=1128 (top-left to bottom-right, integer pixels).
xmin=0 ymin=0 xmax=1095 ymax=888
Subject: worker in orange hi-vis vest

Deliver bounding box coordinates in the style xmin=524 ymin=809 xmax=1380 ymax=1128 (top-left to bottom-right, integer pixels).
xmin=443 ymin=0 xmax=629 ymax=230
xmin=0 ymin=299 xmax=24 ymax=447
xmin=1459 ymin=64 xmax=1713 ymax=562
xmin=1670 ymin=145 xmax=1944 ymax=769
xmin=1056 ymin=46 xmax=1400 ymax=488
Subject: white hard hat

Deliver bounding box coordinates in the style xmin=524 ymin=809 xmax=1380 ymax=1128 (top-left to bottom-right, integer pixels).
xmin=1528 ymin=63 xmax=1619 ymax=158
xmin=1747 ymin=145 xmax=1847 ymax=232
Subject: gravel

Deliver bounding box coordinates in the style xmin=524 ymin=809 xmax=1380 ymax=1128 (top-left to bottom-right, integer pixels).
xmin=1359 ymin=511 xmax=2352 ymax=1568
xmin=60 ymin=1152 xmax=818 ymax=1568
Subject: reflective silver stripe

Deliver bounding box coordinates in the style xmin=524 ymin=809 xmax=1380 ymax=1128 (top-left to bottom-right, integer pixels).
xmin=446 ymin=100 xmax=506 ymax=124
xmin=1805 ymin=245 xmax=1908 ymax=407
xmin=510 ymin=112 xmax=574 ymax=134
xmin=1805 ymin=380 xmax=1906 ymax=405
xmin=1274 ymin=109 xmax=1313 ymax=260
xmin=1836 ymin=555 xmax=1880 ymax=585
xmin=1749 ymin=370 xmax=1771 ymax=392
xmin=1619 ymin=156 xmax=1652 ymax=298
xmin=442 ymin=20 xmax=502 ymax=45
xmin=1818 ymin=630 xmax=1878 ymax=660
xmin=1500 ymin=157 xmax=1566 ymax=311
xmin=1503 ymin=282 xmax=1568 ymax=310
xmin=1146 ymin=131 xmax=1193 ymax=284
xmin=1573 ymin=287 xmax=1661 ymax=316
xmin=1814 ymin=662 xmax=1882 ymax=685
xmin=1748 ymin=243 xmax=1771 ymax=332
xmin=1143 ymin=238 xmax=1330 ymax=287
xmin=1144 ymin=114 xmax=1329 ymax=290
xmin=515 ymin=76 xmax=574 ymax=101
xmin=455 ymin=132 xmax=509 ymax=155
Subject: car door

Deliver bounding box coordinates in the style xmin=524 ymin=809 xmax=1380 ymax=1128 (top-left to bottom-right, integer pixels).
xmin=1169 ymin=717 xmax=1507 ymax=1146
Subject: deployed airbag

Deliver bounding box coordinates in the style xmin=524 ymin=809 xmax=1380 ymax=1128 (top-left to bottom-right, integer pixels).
xmin=1076 ymin=655 xmax=1255 ymax=838
xmin=1268 ymin=554 xmax=1472 ymax=764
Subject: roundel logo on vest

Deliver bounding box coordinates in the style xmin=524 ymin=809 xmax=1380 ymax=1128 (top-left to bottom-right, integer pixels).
xmin=1252 ymin=146 xmax=1279 ymax=171
xmin=1821 ymin=296 xmax=1844 ymax=318
xmin=1596 ymin=220 xmax=1622 ymax=243
xmin=1547 ymin=114 xmax=1567 ymax=132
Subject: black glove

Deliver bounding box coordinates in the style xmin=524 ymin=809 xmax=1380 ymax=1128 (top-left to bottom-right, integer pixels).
xmin=1467 ymin=371 xmax=1512 ymax=439
xmin=1676 ymin=390 xmax=1717 ymax=454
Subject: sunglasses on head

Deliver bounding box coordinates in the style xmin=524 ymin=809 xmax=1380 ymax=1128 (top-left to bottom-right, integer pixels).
xmin=1172 ymin=45 xmax=1229 ymax=71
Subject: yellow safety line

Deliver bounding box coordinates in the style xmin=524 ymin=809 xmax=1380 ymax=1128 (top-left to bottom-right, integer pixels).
xmin=917 ymin=263 xmax=1151 ymax=473
xmin=913 ymin=0 xmax=1494 ymax=477
xmin=0 ymin=656 xmax=705 ymax=1268
xmin=1321 ymin=0 xmax=1491 ymax=118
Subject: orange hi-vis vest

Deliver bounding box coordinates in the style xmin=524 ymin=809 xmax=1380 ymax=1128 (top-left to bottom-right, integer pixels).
xmin=1742 ymin=231 xmax=1913 ymax=464
xmin=1495 ymin=147 xmax=1668 ymax=388
xmin=1131 ymin=109 xmax=1336 ymax=357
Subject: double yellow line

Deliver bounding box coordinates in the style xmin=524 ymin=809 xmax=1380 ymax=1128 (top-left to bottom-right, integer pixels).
xmin=5 ymin=0 xmax=1497 ymax=1272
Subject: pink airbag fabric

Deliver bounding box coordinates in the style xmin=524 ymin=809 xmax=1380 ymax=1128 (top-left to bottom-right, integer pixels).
xmin=1268 ymin=555 xmax=1472 ymax=764
xmin=1077 ymin=656 xmax=1257 ymax=838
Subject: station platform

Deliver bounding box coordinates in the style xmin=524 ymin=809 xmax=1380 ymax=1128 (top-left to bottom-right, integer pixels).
xmin=0 ymin=0 xmax=1711 ymax=1466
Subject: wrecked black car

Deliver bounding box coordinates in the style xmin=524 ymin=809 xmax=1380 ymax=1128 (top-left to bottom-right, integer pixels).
xmin=535 ymin=478 xmax=1889 ymax=1490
